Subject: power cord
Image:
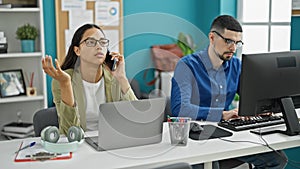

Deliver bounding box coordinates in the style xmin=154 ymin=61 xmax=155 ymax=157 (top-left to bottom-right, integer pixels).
xmin=258 ymin=133 xmax=300 ymax=168
xmin=218 ymin=135 xmax=300 ymax=169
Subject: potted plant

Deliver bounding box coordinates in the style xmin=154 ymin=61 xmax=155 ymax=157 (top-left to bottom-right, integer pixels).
xmin=16 ymin=23 xmax=38 ymax=53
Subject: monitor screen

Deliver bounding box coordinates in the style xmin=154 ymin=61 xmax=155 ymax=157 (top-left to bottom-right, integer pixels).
xmin=238 ymin=51 xmax=300 ymax=136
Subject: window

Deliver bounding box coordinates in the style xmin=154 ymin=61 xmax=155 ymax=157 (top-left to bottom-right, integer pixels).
xmin=237 ymin=0 xmax=292 ymax=54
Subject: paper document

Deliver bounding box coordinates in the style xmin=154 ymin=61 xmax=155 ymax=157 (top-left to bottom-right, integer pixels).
xmin=14 ymin=139 xmax=72 ymax=162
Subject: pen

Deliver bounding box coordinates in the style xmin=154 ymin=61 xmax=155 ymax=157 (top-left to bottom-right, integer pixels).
xmin=15 ymin=141 xmax=36 ymax=154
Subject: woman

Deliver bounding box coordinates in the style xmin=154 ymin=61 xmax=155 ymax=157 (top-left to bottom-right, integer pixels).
xmin=42 ymin=24 xmax=137 ymax=135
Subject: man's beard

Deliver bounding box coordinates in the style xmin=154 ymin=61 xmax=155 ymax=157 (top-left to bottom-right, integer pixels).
xmin=213 ymin=46 xmax=234 ymax=62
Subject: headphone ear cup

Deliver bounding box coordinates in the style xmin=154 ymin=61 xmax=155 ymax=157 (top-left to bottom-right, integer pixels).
xmin=67 ymin=126 xmax=84 ymax=142
xmin=41 ymin=126 xmax=60 ymax=143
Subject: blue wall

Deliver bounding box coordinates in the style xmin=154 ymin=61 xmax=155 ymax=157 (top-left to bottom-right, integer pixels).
xmin=122 ymin=0 xmax=236 ymax=93
xmin=291 ymin=16 xmax=300 ymax=50
xmin=123 ymin=0 xmax=208 ymax=93
xmin=43 ymin=0 xmax=56 ymax=107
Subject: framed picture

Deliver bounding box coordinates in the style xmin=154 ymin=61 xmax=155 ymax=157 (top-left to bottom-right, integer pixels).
xmin=0 ymin=69 xmax=26 ymax=98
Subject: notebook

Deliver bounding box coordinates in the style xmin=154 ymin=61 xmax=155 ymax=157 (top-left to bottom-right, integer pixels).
xmin=85 ymin=97 xmax=166 ymax=151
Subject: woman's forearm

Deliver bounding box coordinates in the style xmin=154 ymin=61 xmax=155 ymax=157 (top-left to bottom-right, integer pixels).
xmin=59 ymin=80 xmax=75 ymax=106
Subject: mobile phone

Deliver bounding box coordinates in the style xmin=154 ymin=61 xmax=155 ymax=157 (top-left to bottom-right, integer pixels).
xmin=105 ymin=50 xmax=118 ymax=71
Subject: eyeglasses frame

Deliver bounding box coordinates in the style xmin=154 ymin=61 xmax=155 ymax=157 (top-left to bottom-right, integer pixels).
xmin=212 ymin=31 xmax=244 ymax=48
xmin=79 ymin=37 xmax=110 ymax=47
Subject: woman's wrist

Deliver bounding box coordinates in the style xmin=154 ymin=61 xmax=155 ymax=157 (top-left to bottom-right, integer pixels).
xmin=59 ymin=80 xmax=75 ymax=106
xmin=117 ymin=76 xmax=131 ymax=94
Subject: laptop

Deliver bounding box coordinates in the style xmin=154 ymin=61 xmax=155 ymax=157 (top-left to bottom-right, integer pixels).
xmin=85 ymin=97 xmax=166 ymax=151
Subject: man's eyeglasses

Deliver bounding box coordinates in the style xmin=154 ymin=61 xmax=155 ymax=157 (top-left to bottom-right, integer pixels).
xmin=212 ymin=31 xmax=243 ymax=48
xmin=80 ymin=37 xmax=109 ymax=47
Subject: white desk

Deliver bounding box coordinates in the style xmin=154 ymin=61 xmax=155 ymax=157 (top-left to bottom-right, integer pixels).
xmin=1 ymin=122 xmax=300 ymax=169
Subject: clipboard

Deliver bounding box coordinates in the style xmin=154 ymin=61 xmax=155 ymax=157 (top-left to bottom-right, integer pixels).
xmin=14 ymin=139 xmax=72 ymax=162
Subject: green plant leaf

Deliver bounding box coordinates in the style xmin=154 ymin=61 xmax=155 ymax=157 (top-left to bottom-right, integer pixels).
xmin=177 ymin=32 xmax=197 ymax=55
xmin=16 ymin=23 xmax=38 ymax=40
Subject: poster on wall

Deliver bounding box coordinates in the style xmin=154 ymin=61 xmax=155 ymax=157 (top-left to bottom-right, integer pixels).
xmin=95 ymin=1 xmax=120 ymax=26
xmin=61 ymin=0 xmax=86 ymax=11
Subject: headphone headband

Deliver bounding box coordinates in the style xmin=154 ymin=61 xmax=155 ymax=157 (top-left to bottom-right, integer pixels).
xmin=40 ymin=126 xmax=84 ymax=153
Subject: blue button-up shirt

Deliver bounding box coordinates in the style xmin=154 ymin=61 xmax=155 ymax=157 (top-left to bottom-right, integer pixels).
xmin=171 ymin=48 xmax=241 ymax=121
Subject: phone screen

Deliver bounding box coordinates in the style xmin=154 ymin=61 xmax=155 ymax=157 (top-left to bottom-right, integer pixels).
xmin=105 ymin=50 xmax=117 ymax=71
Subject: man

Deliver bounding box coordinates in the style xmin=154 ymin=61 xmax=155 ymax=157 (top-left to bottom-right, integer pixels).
xmin=171 ymin=15 xmax=287 ymax=169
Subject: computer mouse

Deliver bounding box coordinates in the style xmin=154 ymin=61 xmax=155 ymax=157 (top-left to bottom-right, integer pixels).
xmin=190 ymin=122 xmax=204 ymax=132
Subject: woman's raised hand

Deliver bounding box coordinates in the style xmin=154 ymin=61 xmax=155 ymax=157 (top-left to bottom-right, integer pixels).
xmin=42 ymin=55 xmax=71 ymax=84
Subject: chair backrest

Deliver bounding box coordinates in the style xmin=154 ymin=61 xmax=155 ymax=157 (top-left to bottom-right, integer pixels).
xmin=164 ymin=96 xmax=172 ymax=122
xmin=33 ymin=107 xmax=58 ymax=136
xmin=129 ymin=78 xmax=142 ymax=99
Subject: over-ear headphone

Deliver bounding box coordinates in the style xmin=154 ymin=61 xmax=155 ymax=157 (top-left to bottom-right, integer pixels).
xmin=41 ymin=126 xmax=84 ymax=153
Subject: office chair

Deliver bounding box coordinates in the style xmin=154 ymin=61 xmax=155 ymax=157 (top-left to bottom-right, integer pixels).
xmin=163 ymin=96 xmax=172 ymax=122
xmin=152 ymin=162 xmax=192 ymax=169
xmin=129 ymin=78 xmax=142 ymax=99
xmin=219 ymin=158 xmax=252 ymax=169
xmin=33 ymin=107 xmax=59 ymax=137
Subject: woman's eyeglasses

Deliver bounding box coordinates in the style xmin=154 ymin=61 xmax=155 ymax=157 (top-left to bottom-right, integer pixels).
xmin=212 ymin=31 xmax=243 ymax=48
xmin=80 ymin=37 xmax=109 ymax=47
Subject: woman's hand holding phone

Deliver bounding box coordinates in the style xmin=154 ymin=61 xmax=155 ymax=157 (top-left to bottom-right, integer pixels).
xmin=105 ymin=50 xmax=118 ymax=71
xmin=106 ymin=51 xmax=131 ymax=93
xmin=108 ymin=51 xmax=125 ymax=75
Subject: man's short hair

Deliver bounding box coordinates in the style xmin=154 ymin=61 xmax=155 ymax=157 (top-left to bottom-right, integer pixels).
xmin=210 ymin=15 xmax=243 ymax=33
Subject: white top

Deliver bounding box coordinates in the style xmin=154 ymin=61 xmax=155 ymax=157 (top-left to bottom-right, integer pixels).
xmin=82 ymin=78 xmax=106 ymax=131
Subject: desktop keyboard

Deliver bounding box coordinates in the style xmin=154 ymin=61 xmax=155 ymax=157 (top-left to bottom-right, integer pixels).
xmin=218 ymin=113 xmax=285 ymax=131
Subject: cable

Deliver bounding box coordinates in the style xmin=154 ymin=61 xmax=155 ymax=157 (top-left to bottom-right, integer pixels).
xmin=219 ymin=136 xmax=300 ymax=169
xmin=257 ymin=129 xmax=300 ymax=168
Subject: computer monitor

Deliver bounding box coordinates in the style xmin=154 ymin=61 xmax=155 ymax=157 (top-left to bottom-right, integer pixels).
xmin=238 ymin=50 xmax=300 ymax=136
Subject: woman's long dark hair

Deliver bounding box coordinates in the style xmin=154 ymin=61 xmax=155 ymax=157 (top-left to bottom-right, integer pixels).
xmin=61 ymin=24 xmax=104 ymax=70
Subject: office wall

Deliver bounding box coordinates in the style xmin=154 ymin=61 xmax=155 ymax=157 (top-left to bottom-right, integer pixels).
xmin=195 ymin=0 xmax=236 ymax=36
xmin=288 ymin=16 xmax=300 ymax=167
xmin=43 ymin=0 xmax=56 ymax=107
xmin=123 ymin=0 xmax=237 ymax=94
xmin=291 ymin=16 xmax=300 ymax=50
xmin=123 ymin=0 xmax=206 ymax=93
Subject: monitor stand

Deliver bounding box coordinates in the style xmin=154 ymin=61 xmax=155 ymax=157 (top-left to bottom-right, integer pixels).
xmin=251 ymin=97 xmax=300 ymax=136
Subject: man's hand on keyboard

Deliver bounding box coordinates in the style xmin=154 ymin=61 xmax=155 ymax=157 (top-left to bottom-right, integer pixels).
xmin=218 ymin=112 xmax=285 ymax=131
xmin=227 ymin=112 xmax=276 ymax=122
xmin=222 ymin=108 xmax=239 ymax=120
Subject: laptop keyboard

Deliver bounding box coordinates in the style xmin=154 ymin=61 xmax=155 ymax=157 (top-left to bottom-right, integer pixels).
xmin=218 ymin=113 xmax=285 ymax=131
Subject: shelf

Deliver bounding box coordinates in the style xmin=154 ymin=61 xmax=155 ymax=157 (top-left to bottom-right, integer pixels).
xmin=0 ymin=0 xmax=46 ymax=126
xmin=0 ymin=52 xmax=43 ymax=59
xmin=0 ymin=95 xmax=44 ymax=104
xmin=0 ymin=8 xmax=40 ymax=12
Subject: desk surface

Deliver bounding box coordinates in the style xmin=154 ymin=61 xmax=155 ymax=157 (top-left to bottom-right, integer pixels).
xmin=1 ymin=121 xmax=300 ymax=169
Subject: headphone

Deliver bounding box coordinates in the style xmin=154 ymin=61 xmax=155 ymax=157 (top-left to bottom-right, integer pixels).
xmin=40 ymin=126 xmax=84 ymax=153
